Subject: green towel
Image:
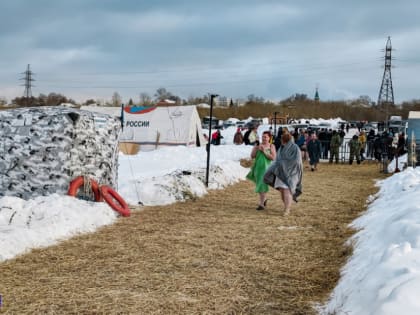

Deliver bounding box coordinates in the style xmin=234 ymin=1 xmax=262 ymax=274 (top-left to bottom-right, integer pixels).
xmin=246 ymin=149 xmax=272 ymax=193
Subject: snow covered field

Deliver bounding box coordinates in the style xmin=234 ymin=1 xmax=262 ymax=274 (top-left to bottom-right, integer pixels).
xmin=1 ymin=118 xmax=420 ymax=314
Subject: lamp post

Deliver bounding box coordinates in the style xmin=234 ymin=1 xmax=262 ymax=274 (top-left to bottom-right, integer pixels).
xmin=205 ymin=94 xmax=218 ymax=187
xmin=273 ymin=111 xmax=279 ymax=137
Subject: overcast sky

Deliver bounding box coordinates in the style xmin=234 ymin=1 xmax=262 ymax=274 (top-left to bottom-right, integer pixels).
xmin=1 ymin=0 xmax=419 ymax=104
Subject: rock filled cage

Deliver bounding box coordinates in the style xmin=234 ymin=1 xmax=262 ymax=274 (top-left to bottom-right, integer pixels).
xmin=0 ymin=106 xmax=122 ymax=200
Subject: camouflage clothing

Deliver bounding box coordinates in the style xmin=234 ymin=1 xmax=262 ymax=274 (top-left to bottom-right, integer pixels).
xmin=349 ymin=136 xmax=361 ymax=164
xmin=329 ymin=132 xmax=341 ymax=163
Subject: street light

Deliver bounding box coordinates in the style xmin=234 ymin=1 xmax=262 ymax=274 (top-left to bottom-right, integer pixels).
xmin=205 ymin=94 xmax=218 ymax=187
xmin=273 ymin=112 xmax=280 ymax=137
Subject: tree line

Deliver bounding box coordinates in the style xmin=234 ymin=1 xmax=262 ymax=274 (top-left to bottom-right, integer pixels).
xmin=3 ymin=88 xmax=420 ymax=122
xmin=196 ymin=98 xmax=420 ymax=122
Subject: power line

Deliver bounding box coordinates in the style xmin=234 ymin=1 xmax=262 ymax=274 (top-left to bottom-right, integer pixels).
xmin=35 ymin=63 xmax=378 ymax=90
xmin=37 ymin=58 xmax=378 ymax=78
xmin=33 ymin=58 xmax=378 ymax=85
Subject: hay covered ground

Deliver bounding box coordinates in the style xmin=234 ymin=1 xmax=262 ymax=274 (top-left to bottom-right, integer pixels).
xmin=0 ymin=162 xmax=387 ymax=314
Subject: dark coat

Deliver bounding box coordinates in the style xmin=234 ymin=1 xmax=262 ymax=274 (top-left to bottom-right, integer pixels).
xmin=307 ymin=139 xmax=322 ymax=164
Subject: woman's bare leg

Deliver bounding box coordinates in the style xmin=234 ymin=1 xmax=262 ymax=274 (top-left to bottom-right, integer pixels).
xmin=259 ymin=192 xmax=267 ymax=207
xmin=281 ymin=188 xmax=293 ymax=214
xmin=278 ymin=189 xmax=285 ymax=203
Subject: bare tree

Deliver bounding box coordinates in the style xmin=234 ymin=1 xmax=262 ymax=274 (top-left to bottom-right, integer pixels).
xmin=0 ymin=97 xmax=8 ymax=106
xmin=154 ymin=87 xmax=172 ymax=101
xmin=111 ymin=92 xmax=122 ymax=107
xmin=139 ymin=92 xmax=152 ymax=105
xmin=187 ymin=94 xmax=210 ymax=105
xmin=247 ymin=94 xmax=265 ymax=103
xmin=46 ymin=93 xmax=68 ymax=106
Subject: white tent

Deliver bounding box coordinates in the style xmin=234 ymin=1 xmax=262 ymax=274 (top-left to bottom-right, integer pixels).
xmin=81 ymin=105 xmax=206 ymax=151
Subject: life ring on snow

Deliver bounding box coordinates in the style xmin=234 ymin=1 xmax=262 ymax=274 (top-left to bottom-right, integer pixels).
xmin=100 ymin=185 xmax=131 ymax=217
xmin=68 ymin=176 xmax=102 ymax=202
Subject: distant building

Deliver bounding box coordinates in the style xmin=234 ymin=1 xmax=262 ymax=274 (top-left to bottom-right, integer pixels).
xmin=214 ymin=97 xmax=245 ymax=107
xmin=155 ymin=99 xmax=177 ymax=106
xmin=314 ymin=87 xmax=320 ymax=102
xmin=236 ymin=98 xmax=247 ymax=106
xmin=216 ymin=96 xmax=232 ymax=107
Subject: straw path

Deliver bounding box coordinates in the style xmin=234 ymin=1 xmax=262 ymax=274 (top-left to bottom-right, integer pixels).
xmin=0 ymin=162 xmax=387 ymax=314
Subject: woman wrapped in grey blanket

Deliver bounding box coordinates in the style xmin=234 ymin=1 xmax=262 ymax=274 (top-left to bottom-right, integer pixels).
xmin=264 ymin=133 xmax=303 ymax=215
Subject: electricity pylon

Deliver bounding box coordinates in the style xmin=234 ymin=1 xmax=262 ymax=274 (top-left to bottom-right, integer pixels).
xmin=377 ymin=36 xmax=394 ymax=125
xmin=20 ymin=64 xmax=35 ymax=106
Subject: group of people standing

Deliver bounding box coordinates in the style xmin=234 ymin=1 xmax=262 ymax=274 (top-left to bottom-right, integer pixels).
xmin=210 ymin=130 xmax=223 ymax=145
xmin=233 ymin=126 xmax=259 ymax=145
xmin=294 ymin=128 xmax=346 ymax=165
xmin=350 ymin=129 xmax=406 ymax=165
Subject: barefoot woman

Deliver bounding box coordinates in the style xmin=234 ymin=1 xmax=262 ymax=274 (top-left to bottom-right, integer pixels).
xmin=273 ymin=133 xmax=303 ymax=215
xmin=246 ymin=131 xmax=276 ymax=210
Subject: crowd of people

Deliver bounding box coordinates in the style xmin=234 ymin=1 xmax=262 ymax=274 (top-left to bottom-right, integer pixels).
xmin=209 ymin=121 xmax=407 ymax=215
xmin=231 ymin=123 xmax=406 ymax=165
xmin=242 ymin=122 xmax=406 ymax=214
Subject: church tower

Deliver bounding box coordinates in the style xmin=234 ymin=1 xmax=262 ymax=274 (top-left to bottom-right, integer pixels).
xmin=314 ymin=86 xmax=320 ymax=102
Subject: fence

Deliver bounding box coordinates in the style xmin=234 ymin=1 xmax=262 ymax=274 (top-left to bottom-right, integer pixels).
xmin=315 ymin=139 xmax=396 ymax=173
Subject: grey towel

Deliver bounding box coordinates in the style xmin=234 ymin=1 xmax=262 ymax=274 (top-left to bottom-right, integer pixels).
xmin=272 ymin=141 xmax=303 ymax=196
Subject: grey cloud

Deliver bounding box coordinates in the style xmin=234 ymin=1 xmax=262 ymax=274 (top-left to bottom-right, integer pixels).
xmin=1 ymin=0 xmax=419 ymax=103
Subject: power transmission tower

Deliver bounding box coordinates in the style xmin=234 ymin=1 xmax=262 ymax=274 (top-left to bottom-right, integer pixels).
xmin=377 ymin=36 xmax=394 ymax=125
xmin=20 ymin=64 xmax=35 ymax=106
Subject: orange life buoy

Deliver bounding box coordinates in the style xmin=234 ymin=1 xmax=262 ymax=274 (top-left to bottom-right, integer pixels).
xmin=68 ymin=176 xmax=102 ymax=202
xmin=100 ymin=185 xmax=130 ymax=217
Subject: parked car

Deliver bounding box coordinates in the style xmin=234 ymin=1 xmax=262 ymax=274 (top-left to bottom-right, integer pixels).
xmin=364 ymin=122 xmax=378 ymax=134
xmin=235 ymin=120 xmax=246 ymax=129
xmin=243 ymin=119 xmax=261 ymax=130
xmin=388 ymin=120 xmax=407 ymax=135
xmin=348 ymin=121 xmax=359 ymax=128
xmin=244 ymin=119 xmax=263 ymax=129
xmin=291 ymin=123 xmax=309 ymax=131
xmin=222 ymin=121 xmax=236 ymax=129
xmin=202 ymin=116 xmax=222 ymax=129
xmin=275 ymin=124 xmax=295 ymax=133
xmin=308 ymin=124 xmax=321 ymax=132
